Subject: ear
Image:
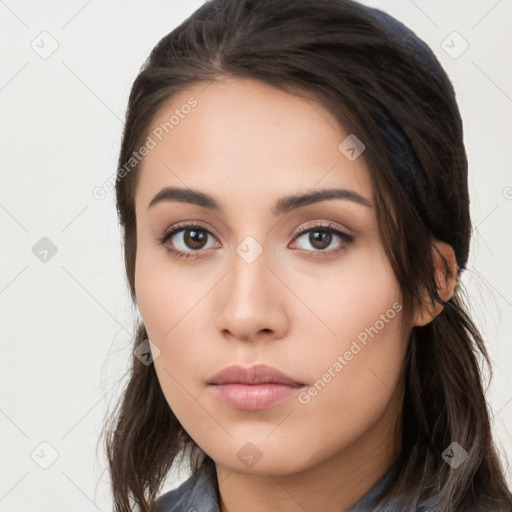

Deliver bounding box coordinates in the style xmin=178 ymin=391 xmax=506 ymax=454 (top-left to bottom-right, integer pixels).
xmin=413 ymin=240 xmax=458 ymax=327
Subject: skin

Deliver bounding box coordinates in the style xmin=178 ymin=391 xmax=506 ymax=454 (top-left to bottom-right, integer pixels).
xmin=133 ymin=77 xmax=456 ymax=512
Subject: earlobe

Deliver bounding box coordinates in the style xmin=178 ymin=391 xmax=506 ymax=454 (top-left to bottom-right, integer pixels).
xmin=413 ymin=240 xmax=458 ymax=327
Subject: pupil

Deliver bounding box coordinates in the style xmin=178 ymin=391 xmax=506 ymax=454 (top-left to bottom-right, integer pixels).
xmin=310 ymin=230 xmax=331 ymax=250
xmin=185 ymin=229 xmax=207 ymax=249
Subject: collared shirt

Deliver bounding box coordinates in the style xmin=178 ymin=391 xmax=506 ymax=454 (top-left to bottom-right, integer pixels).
xmin=155 ymin=458 xmax=438 ymax=511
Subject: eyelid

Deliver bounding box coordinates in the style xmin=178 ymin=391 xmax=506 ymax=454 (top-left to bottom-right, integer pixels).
xmin=159 ymin=219 xmax=352 ymax=241
xmin=292 ymin=220 xmax=354 ymax=239
xmin=158 ymin=220 xmax=218 ymax=244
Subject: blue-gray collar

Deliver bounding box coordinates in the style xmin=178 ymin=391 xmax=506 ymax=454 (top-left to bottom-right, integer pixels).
xmin=155 ymin=457 xmax=437 ymax=511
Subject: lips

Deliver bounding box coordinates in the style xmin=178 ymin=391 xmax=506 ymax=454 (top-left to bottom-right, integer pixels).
xmin=207 ymin=364 xmax=305 ymax=411
xmin=207 ymin=363 xmax=304 ymax=386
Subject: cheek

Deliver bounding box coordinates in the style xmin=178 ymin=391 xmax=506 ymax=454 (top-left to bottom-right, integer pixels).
xmin=135 ymin=251 xmax=214 ymax=442
xmin=134 ymin=242 xmax=197 ymax=341
xmin=298 ymin=242 xmax=402 ymax=350
xmin=290 ymin=307 xmax=406 ymax=465
xmin=292 ymin=250 xmax=406 ymax=437
xmin=318 ymin=310 xmax=406 ymax=410
xmin=134 ymin=243 xmax=214 ymax=392
xmin=134 ymin=255 xmax=170 ymax=341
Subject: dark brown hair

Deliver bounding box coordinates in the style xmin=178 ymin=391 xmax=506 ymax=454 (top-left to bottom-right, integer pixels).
xmin=102 ymin=0 xmax=512 ymax=510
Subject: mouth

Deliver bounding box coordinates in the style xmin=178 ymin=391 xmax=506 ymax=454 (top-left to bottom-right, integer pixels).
xmin=207 ymin=363 xmax=305 ymax=411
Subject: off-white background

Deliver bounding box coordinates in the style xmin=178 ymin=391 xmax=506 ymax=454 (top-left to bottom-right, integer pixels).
xmin=0 ymin=1 xmax=511 ymax=510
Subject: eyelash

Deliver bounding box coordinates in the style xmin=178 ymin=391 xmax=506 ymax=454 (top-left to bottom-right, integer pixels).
xmin=157 ymin=222 xmax=354 ymax=260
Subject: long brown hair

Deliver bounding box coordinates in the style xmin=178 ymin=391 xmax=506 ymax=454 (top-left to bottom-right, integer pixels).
xmin=102 ymin=1 xmax=512 ymax=510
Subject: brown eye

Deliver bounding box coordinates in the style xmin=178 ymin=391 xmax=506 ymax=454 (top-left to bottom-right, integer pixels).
xmin=158 ymin=224 xmax=219 ymax=259
xmin=306 ymin=230 xmax=332 ymax=250
xmin=182 ymin=228 xmax=208 ymax=250
xmin=292 ymin=223 xmax=354 ymax=258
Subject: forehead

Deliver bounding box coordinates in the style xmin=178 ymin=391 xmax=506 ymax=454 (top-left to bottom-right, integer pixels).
xmin=135 ymin=77 xmax=372 ymax=210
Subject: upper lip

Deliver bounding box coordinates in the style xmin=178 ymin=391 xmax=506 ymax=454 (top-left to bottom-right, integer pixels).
xmin=207 ymin=364 xmax=304 ymax=386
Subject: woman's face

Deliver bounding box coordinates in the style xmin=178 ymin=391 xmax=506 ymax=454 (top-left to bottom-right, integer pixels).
xmin=134 ymin=77 xmax=409 ymax=475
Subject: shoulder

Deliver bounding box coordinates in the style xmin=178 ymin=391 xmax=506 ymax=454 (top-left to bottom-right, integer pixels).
xmin=154 ymin=464 xmax=220 ymax=512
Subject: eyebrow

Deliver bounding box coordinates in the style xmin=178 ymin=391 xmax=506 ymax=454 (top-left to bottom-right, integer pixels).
xmin=148 ymin=186 xmax=372 ymax=215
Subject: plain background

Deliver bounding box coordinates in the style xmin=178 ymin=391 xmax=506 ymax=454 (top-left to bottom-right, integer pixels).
xmin=0 ymin=0 xmax=511 ymax=510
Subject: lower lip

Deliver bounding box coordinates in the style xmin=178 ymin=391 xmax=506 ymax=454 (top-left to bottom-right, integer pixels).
xmin=209 ymin=383 xmax=303 ymax=410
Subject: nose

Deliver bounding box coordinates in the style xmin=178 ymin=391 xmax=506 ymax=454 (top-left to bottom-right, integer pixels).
xmin=214 ymin=242 xmax=289 ymax=343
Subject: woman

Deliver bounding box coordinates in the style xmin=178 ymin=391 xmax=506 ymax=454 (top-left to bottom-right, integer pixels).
xmin=102 ymin=0 xmax=512 ymax=510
